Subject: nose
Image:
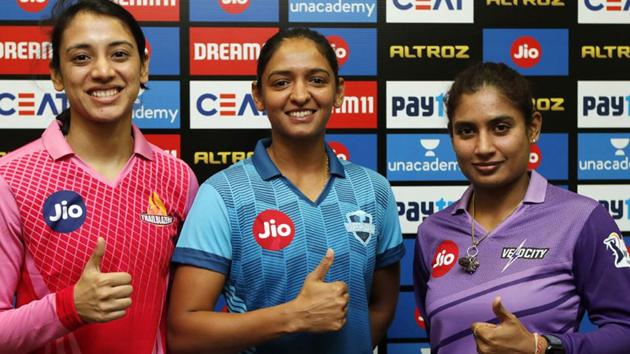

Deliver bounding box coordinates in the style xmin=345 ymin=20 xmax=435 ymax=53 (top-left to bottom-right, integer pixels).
xmin=90 ymin=57 xmax=115 ymax=81
xmin=290 ymin=80 xmax=310 ymax=105
xmin=474 ymin=130 xmax=496 ymax=156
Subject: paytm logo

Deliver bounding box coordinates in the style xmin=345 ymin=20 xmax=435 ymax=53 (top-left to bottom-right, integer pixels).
xmin=387 ymin=134 xmax=464 ymax=181
xmin=578 ymin=133 xmax=630 ymax=180
xmin=579 ymin=81 xmax=630 ymax=128
xmin=190 ymin=27 xmax=277 ymax=76
xmin=387 ymin=81 xmax=451 ymax=129
xmin=483 ymin=29 xmax=568 ymax=76
xmin=532 ymin=133 xmax=568 ymax=180
xmin=387 ymin=0 xmax=473 ymax=23
xmin=579 ymin=0 xmax=630 ymax=23
xmin=190 ymin=0 xmax=278 ymax=22
xmin=328 ymin=81 xmax=377 ymax=129
xmin=142 ymin=27 xmax=179 ymax=75
xmin=132 ymin=81 xmax=180 ymax=129
xmin=314 ymin=28 xmax=376 ymax=75
xmin=289 ymin=0 xmax=377 ymax=23
xmin=393 ymin=186 xmax=466 ymax=233
xmin=114 ymin=0 xmax=179 ymax=21
xmin=325 ymin=134 xmax=377 ymax=170
xmin=190 ymin=81 xmax=268 ymax=129
xmin=0 ymin=80 xmax=66 ymax=129
xmin=578 ymin=185 xmax=630 ymax=231
xmin=0 ymin=0 xmax=55 ymax=20
xmin=0 ymin=26 xmax=52 ymax=75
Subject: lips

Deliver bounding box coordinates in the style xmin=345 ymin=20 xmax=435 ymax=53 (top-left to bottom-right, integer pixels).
xmin=472 ymin=161 xmax=504 ymax=173
xmin=88 ymin=87 xmax=121 ymax=98
xmin=287 ymin=109 xmax=315 ymax=118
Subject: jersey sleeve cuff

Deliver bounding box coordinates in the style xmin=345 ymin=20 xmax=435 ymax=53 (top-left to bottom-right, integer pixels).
xmin=55 ymin=285 xmax=84 ymax=330
xmin=172 ymin=247 xmax=231 ymax=274
xmin=376 ymin=243 xmax=406 ymax=269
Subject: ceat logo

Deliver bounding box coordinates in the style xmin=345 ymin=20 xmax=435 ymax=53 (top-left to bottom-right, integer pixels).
xmin=219 ymin=0 xmax=250 ymax=14
xmin=42 ymin=190 xmax=87 ymax=233
xmin=414 ymin=307 xmax=426 ymax=330
xmin=585 ymin=0 xmax=630 ymax=11
xmin=329 ymin=141 xmax=350 ymax=160
xmin=17 ymin=0 xmax=48 ymax=13
xmin=529 ymin=144 xmax=542 ymax=170
xmin=510 ymin=36 xmax=542 ymax=68
xmin=326 ymin=35 xmax=350 ymax=67
xmin=252 ymin=210 xmax=296 ymax=251
xmin=431 ymin=240 xmax=458 ymax=277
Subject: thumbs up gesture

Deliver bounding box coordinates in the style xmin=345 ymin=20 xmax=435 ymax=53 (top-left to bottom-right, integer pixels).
xmin=290 ymin=249 xmax=349 ymax=333
xmin=73 ymin=237 xmax=133 ymax=323
xmin=471 ymin=297 xmax=538 ymax=354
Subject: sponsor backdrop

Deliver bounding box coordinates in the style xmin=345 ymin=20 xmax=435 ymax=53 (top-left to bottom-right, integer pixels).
xmin=1 ymin=0 xmax=629 ymax=352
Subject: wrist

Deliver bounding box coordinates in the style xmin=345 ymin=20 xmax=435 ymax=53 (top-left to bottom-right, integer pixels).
xmin=541 ymin=334 xmax=565 ymax=354
xmin=281 ymin=299 xmax=304 ymax=334
xmin=534 ymin=333 xmax=547 ymax=354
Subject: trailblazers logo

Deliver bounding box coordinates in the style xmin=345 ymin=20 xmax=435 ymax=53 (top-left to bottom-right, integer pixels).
xmin=387 ymin=134 xmax=464 ymax=181
xmin=500 ymin=239 xmax=549 ymax=272
xmin=190 ymin=81 xmax=267 ymax=129
xmin=43 ymin=190 xmax=87 ymax=233
xmin=0 ymin=80 xmax=68 ymax=129
xmin=145 ymin=134 xmax=180 ymax=158
xmin=315 ymin=28 xmax=376 ymax=75
xmin=194 ymin=151 xmax=254 ymax=165
xmin=603 ymin=232 xmax=630 ymax=268
xmin=141 ymin=192 xmax=174 ymax=226
xmin=578 ymin=134 xmax=630 ymax=180
xmin=431 ymin=240 xmax=458 ymax=277
xmin=113 ymin=0 xmax=179 ymax=21
xmin=483 ymin=29 xmax=568 ymax=76
xmin=392 ymin=186 xmax=466 ymax=233
xmin=253 ymin=210 xmax=295 ymax=251
xmin=190 ymin=27 xmax=277 ymax=75
xmin=579 ymin=81 xmax=630 ymax=128
xmin=190 ymin=0 xmax=278 ymax=22
xmin=345 ymin=210 xmax=375 ymax=246
xmin=579 ymin=1 xmax=630 ymax=23
xmin=329 ymin=141 xmax=350 ymax=160
xmin=0 ymin=26 xmax=52 ymax=75
xmin=387 ymin=81 xmax=451 ymax=129
xmin=288 ymin=0 xmax=377 ymax=23
xmin=132 ymin=82 xmax=180 ymax=129
xmin=387 ymin=0 xmax=473 ymax=23
xmin=328 ymin=81 xmax=376 ymax=129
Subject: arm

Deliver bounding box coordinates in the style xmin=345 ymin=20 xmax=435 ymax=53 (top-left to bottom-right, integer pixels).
xmin=369 ymin=262 xmax=400 ymax=347
xmin=556 ymin=205 xmax=630 ymax=354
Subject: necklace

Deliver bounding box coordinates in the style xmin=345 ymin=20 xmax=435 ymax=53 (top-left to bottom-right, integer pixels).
xmin=458 ymin=192 xmax=522 ymax=274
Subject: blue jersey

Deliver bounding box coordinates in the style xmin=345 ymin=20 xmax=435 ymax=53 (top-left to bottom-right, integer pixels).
xmin=173 ymin=139 xmax=404 ymax=354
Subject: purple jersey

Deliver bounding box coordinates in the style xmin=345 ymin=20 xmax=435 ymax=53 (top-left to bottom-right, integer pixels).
xmin=413 ymin=171 xmax=630 ymax=354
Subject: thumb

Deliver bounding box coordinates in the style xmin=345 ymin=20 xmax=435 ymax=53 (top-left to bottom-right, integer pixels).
xmin=492 ymin=296 xmax=513 ymax=322
xmin=308 ymin=248 xmax=334 ymax=281
xmin=85 ymin=237 xmax=105 ymax=273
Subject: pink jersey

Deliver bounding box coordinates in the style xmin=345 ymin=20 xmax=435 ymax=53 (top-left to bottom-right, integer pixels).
xmin=0 ymin=121 xmax=198 ymax=354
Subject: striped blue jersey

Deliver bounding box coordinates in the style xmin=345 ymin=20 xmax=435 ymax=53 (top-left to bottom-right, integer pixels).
xmin=173 ymin=139 xmax=404 ymax=354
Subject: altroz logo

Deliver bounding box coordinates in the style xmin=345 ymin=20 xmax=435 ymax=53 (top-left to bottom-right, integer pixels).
xmin=190 ymin=27 xmax=278 ymax=75
xmin=579 ymin=0 xmax=630 ymax=23
xmin=390 ymin=45 xmax=470 ymax=59
xmin=17 ymin=0 xmax=48 ymax=13
xmin=328 ymin=81 xmax=376 ymax=129
xmin=582 ymin=45 xmax=630 ymax=59
xmin=253 ymin=210 xmax=296 ymax=251
xmin=486 ymin=0 xmax=565 ymax=5
xmin=0 ymin=26 xmax=52 ymax=74
xmin=387 ymin=0 xmax=472 ymax=23
xmin=193 ymin=151 xmax=254 ymax=165
xmin=532 ymin=97 xmax=565 ymax=111
xmin=113 ymin=0 xmax=179 ymax=21
xmin=43 ymin=190 xmax=87 ymax=233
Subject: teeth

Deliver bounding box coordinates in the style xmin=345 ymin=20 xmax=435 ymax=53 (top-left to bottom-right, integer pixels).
xmin=91 ymin=89 xmax=118 ymax=98
xmin=289 ymin=110 xmax=313 ymax=118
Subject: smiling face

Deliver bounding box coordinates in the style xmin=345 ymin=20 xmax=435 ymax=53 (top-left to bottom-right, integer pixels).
xmin=450 ymin=85 xmax=541 ymax=191
xmin=252 ymin=37 xmax=344 ymax=142
xmin=50 ymin=11 xmax=148 ymax=127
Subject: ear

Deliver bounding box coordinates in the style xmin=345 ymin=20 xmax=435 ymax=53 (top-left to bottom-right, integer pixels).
xmin=333 ymin=77 xmax=345 ymax=108
xmin=50 ymin=67 xmax=64 ymax=92
xmin=139 ymin=55 xmax=150 ymax=85
xmin=528 ymin=111 xmax=542 ymax=143
xmin=251 ymin=81 xmax=265 ymax=111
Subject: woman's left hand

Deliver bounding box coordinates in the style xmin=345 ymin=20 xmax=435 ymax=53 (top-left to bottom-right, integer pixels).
xmin=472 ymin=296 xmax=541 ymax=354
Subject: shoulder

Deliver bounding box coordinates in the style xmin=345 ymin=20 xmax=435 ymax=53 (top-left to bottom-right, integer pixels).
xmin=341 ymin=160 xmax=391 ymax=191
xmin=0 ymin=138 xmax=45 ymax=170
xmin=543 ymin=184 xmax=601 ymax=216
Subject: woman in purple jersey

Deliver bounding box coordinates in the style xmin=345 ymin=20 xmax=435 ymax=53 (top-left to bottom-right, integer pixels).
xmin=413 ymin=62 xmax=630 ymax=354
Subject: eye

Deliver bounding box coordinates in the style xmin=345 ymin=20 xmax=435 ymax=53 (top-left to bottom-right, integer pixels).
xmin=455 ymin=125 xmax=475 ymax=138
xmin=493 ymin=122 xmax=511 ymax=135
xmin=71 ymin=53 xmax=90 ymax=64
xmin=271 ymin=79 xmax=290 ymax=89
xmin=112 ymin=50 xmax=130 ymax=60
xmin=309 ymin=76 xmax=328 ymax=85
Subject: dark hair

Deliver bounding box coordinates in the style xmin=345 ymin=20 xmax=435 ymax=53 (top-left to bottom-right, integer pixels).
xmin=445 ymin=62 xmax=535 ymax=132
xmin=48 ymin=0 xmax=147 ymax=134
xmin=255 ymin=27 xmax=339 ymax=92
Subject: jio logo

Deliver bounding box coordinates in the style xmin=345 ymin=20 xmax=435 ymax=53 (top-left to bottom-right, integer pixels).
xmin=528 ymin=143 xmax=542 ymax=170
xmin=414 ymin=307 xmax=426 ymax=330
xmin=42 ymin=190 xmax=87 ymax=233
xmin=431 ymin=240 xmax=458 ymax=278
xmin=510 ymin=36 xmax=542 ymax=69
xmin=329 ymin=141 xmax=350 ymax=160
xmin=326 ymin=35 xmax=350 ymax=67
xmin=218 ymin=0 xmax=250 ymax=14
xmin=252 ymin=210 xmax=295 ymax=251
xmin=17 ymin=0 xmax=48 ymax=13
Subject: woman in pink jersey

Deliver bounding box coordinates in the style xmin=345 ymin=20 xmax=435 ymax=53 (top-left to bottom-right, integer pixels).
xmin=0 ymin=1 xmax=197 ymax=353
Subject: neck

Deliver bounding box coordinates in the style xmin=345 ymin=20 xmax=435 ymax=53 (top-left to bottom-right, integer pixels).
xmin=267 ymin=132 xmax=327 ymax=174
xmin=470 ymin=172 xmax=530 ymax=231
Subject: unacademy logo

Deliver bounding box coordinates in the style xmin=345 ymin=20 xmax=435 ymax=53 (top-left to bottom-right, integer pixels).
xmin=421 ymin=139 xmax=440 ymax=157
xmin=579 ymin=138 xmax=630 ymax=171
xmin=289 ymin=0 xmax=376 ymax=17
xmin=388 ymin=139 xmax=459 ymax=173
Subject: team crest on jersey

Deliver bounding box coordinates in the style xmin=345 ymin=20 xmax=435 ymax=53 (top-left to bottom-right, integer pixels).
xmin=500 ymin=239 xmax=549 ymax=272
xmin=603 ymin=232 xmax=630 ymax=269
xmin=344 ymin=210 xmax=375 ymax=246
xmin=42 ymin=190 xmax=87 ymax=233
xmin=140 ymin=192 xmax=174 ymax=226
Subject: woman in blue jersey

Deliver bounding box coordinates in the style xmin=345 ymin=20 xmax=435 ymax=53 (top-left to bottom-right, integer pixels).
xmin=169 ymin=28 xmax=404 ymax=354
xmin=413 ymin=62 xmax=630 ymax=354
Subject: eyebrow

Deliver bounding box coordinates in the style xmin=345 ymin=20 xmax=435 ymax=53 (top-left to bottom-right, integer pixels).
xmin=65 ymin=40 xmax=135 ymax=53
xmin=266 ymin=67 xmax=331 ymax=79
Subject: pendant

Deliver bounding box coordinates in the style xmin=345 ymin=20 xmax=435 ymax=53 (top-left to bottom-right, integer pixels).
xmin=459 ymin=245 xmax=480 ymax=274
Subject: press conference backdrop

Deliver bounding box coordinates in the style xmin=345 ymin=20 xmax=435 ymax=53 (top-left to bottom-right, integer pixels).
xmin=1 ymin=1 xmax=629 ymax=353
